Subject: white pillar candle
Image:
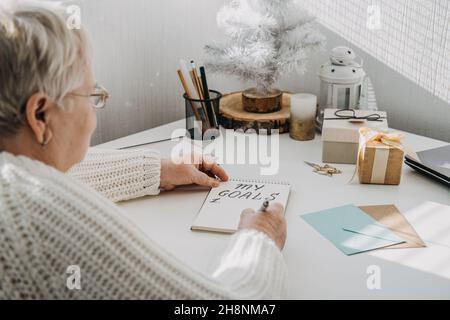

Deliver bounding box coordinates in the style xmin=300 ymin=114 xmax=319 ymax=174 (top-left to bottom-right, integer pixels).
xmin=290 ymin=94 xmax=317 ymax=141
xmin=291 ymin=94 xmax=317 ymax=119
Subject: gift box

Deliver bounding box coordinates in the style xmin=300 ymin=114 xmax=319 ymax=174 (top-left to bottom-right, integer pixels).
xmin=322 ymin=109 xmax=388 ymax=164
xmin=357 ymin=128 xmax=404 ymax=185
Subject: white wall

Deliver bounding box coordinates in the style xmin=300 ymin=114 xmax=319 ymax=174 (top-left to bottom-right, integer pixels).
xmin=77 ymin=0 xmax=450 ymax=144
xmin=299 ymin=0 xmax=450 ymax=106
xmin=80 ymin=0 xmax=226 ymax=144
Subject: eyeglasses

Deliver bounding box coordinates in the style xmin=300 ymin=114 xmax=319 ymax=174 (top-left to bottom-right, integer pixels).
xmin=70 ymin=85 xmax=110 ymax=109
xmin=333 ymin=109 xmax=384 ymax=122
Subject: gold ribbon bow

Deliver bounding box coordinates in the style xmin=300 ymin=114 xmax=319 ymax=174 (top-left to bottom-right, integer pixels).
xmin=351 ymin=127 xmax=404 ymax=183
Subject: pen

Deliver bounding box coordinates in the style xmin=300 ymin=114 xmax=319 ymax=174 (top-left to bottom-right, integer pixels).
xmin=259 ymin=200 xmax=270 ymax=212
xmin=200 ymin=66 xmax=218 ymax=128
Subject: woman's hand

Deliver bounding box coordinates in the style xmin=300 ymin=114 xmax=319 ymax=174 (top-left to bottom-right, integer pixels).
xmin=238 ymin=202 xmax=287 ymax=250
xmin=160 ymin=154 xmax=229 ymax=191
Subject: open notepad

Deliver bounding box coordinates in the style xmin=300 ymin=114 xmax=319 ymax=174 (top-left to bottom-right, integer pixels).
xmin=191 ymin=179 xmax=291 ymax=234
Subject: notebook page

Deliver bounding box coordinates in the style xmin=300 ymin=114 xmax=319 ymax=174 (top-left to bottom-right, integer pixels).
xmin=191 ymin=179 xmax=291 ymax=233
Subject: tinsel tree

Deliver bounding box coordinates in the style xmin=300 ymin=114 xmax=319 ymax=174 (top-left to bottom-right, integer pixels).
xmin=204 ymin=0 xmax=326 ymax=95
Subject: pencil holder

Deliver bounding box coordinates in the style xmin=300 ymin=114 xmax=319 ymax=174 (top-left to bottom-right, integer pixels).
xmin=184 ymin=90 xmax=222 ymax=140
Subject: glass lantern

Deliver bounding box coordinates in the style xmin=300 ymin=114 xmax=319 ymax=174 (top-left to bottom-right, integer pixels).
xmin=316 ymin=46 xmax=367 ymax=130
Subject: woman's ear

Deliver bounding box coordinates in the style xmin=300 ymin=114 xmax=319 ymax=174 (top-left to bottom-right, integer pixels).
xmin=25 ymin=93 xmax=55 ymax=145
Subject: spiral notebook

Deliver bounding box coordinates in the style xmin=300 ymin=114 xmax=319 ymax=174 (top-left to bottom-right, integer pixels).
xmin=191 ymin=179 xmax=291 ymax=234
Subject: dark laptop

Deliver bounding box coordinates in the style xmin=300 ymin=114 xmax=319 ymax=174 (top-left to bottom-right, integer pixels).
xmin=405 ymin=145 xmax=450 ymax=187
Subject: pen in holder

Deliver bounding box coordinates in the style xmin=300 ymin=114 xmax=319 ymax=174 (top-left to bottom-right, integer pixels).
xmin=184 ymin=90 xmax=222 ymax=140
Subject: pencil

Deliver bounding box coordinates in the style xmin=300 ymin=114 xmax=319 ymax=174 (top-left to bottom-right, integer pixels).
xmin=197 ymin=75 xmax=204 ymax=95
xmin=177 ymin=70 xmax=201 ymax=122
xmin=179 ymin=60 xmax=198 ymax=98
xmin=179 ymin=59 xmax=205 ymax=123
xmin=189 ymin=69 xmax=210 ymax=127
xmin=190 ymin=61 xmax=202 ymax=99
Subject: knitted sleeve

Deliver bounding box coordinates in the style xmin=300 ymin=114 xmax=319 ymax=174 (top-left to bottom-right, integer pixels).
xmin=17 ymin=177 xmax=288 ymax=299
xmin=68 ymin=148 xmax=161 ymax=202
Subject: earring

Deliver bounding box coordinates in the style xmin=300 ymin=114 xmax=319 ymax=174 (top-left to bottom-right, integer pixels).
xmin=41 ymin=133 xmax=50 ymax=147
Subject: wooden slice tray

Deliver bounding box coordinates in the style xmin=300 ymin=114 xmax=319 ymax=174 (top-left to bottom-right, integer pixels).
xmin=219 ymin=91 xmax=291 ymax=134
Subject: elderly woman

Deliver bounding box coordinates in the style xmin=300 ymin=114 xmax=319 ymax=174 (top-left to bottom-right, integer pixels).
xmin=0 ymin=0 xmax=287 ymax=300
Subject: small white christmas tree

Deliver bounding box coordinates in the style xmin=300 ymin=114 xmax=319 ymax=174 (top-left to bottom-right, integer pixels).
xmin=205 ymin=0 xmax=326 ymax=96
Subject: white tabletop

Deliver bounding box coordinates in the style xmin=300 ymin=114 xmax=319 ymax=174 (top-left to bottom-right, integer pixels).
xmin=98 ymin=120 xmax=450 ymax=299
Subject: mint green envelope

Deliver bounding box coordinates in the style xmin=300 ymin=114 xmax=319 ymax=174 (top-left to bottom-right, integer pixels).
xmin=302 ymin=204 xmax=405 ymax=255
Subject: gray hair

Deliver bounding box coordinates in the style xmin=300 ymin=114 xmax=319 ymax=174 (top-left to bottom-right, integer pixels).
xmin=0 ymin=0 xmax=91 ymax=136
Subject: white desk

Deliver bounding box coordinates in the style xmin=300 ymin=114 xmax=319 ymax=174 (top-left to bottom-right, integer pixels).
xmin=98 ymin=120 xmax=450 ymax=299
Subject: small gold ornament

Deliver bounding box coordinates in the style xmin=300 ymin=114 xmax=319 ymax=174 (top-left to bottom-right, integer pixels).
xmin=304 ymin=161 xmax=342 ymax=177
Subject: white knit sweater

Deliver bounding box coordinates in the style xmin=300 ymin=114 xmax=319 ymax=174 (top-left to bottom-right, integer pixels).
xmin=0 ymin=149 xmax=287 ymax=299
